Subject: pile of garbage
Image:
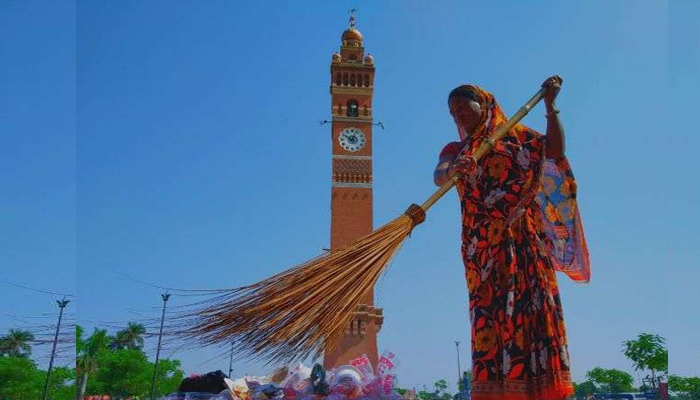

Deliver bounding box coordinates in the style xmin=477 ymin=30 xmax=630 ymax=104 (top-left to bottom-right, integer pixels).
xmin=164 ymin=352 xmax=401 ymax=400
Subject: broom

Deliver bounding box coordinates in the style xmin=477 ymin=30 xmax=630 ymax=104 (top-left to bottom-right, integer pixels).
xmin=173 ymin=84 xmax=548 ymax=364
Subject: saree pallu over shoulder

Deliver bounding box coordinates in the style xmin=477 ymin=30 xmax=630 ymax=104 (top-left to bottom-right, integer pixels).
xmin=535 ymin=156 xmax=590 ymax=283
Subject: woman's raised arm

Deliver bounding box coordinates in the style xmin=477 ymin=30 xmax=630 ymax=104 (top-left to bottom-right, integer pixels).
xmin=542 ymin=75 xmax=566 ymax=159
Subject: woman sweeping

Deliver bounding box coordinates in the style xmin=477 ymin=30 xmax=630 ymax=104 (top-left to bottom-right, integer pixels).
xmin=172 ymin=77 xmax=590 ymax=390
xmin=434 ymin=76 xmax=590 ymax=400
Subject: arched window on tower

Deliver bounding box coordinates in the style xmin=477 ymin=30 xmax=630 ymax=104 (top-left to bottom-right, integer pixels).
xmin=347 ymin=99 xmax=359 ymax=117
xmin=350 ymin=74 xmax=356 ymax=86
xmin=335 ymin=73 xmax=341 ymax=86
xmin=364 ymin=74 xmax=370 ymax=87
xmin=343 ymin=73 xmax=349 ymax=86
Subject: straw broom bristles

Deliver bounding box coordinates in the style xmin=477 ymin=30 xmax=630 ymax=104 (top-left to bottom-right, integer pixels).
xmin=173 ymin=209 xmax=423 ymax=364
xmin=171 ymin=84 xmax=548 ymax=365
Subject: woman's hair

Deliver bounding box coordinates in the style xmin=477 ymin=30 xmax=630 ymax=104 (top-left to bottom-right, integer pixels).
xmin=448 ymin=85 xmax=483 ymax=105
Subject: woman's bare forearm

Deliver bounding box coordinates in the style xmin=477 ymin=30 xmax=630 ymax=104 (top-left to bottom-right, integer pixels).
xmin=545 ymin=101 xmax=565 ymax=158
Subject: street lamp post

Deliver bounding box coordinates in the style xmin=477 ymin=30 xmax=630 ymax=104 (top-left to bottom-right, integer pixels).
xmin=455 ymin=340 xmax=462 ymax=400
xmin=42 ymin=298 xmax=70 ymax=400
xmin=150 ymin=292 xmax=171 ymax=400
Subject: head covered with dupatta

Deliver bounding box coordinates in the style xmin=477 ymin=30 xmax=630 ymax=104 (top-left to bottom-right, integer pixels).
xmin=448 ymin=84 xmax=590 ymax=282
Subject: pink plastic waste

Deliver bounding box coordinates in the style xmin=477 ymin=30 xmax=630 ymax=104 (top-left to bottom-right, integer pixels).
xmin=223 ymin=351 xmax=401 ymax=400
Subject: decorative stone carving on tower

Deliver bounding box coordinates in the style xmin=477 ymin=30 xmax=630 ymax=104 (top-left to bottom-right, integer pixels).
xmin=324 ymin=12 xmax=383 ymax=370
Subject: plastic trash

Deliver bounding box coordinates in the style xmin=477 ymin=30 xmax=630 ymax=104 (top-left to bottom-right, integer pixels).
xmin=218 ymin=351 xmax=402 ymax=400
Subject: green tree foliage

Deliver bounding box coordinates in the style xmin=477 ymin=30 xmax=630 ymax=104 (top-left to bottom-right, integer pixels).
xmin=416 ymin=380 xmax=452 ymax=400
xmin=458 ymin=371 xmax=472 ymax=393
xmin=623 ymin=333 xmax=668 ymax=379
xmin=2 ymin=323 xmax=184 ymax=400
xmin=153 ymin=358 xmax=186 ymax=398
xmin=434 ymin=379 xmax=448 ymax=394
xmin=77 ymin=326 xmax=111 ymax=400
xmin=573 ymin=380 xmax=600 ymax=399
xmin=86 ymin=349 xmax=183 ymax=399
xmin=0 ymin=357 xmax=75 ymax=400
xmin=0 ymin=357 xmax=41 ymax=400
xmin=110 ymin=322 xmax=147 ymax=350
xmin=78 ymin=322 xmax=184 ymax=399
xmin=76 ymin=325 xmax=85 ymax=353
xmin=669 ymin=375 xmax=700 ymax=400
xmin=45 ymin=366 xmax=78 ymax=400
xmin=91 ymin=349 xmax=152 ymax=398
xmin=0 ymin=329 xmax=35 ymax=358
xmin=586 ymin=367 xmax=635 ymax=394
xmin=417 ymin=384 xmax=433 ymax=400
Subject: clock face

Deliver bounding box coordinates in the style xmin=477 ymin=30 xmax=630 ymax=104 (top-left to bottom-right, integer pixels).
xmin=338 ymin=127 xmax=366 ymax=152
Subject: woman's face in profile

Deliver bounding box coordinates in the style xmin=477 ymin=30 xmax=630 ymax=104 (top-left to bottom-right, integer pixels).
xmin=449 ymin=96 xmax=482 ymax=140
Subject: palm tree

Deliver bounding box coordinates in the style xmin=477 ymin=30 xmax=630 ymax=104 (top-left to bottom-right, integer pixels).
xmin=77 ymin=327 xmax=110 ymax=400
xmin=110 ymin=322 xmax=146 ymax=350
xmin=0 ymin=329 xmax=35 ymax=357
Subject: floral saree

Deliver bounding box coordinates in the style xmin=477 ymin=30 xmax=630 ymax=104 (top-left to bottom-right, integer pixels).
xmin=440 ymin=86 xmax=590 ymax=400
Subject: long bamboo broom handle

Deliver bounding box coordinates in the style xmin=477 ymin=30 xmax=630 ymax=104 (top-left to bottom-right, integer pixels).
xmin=419 ymin=86 xmax=547 ymax=213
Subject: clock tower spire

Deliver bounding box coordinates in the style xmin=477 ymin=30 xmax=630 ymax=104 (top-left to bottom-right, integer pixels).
xmin=324 ymin=13 xmax=383 ymax=370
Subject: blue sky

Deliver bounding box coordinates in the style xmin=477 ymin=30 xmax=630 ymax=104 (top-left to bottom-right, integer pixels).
xmin=0 ymin=0 xmax=76 ymax=367
xmin=1 ymin=0 xmax=697 ymax=392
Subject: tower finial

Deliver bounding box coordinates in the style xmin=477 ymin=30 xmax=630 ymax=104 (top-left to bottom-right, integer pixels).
xmin=348 ymin=7 xmax=358 ymax=27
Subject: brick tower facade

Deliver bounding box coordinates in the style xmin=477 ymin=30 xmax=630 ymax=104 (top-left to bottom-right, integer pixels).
xmin=324 ymin=15 xmax=384 ymax=370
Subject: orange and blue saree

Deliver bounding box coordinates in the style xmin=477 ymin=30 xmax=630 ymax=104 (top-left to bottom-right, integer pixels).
xmin=440 ymin=86 xmax=590 ymax=400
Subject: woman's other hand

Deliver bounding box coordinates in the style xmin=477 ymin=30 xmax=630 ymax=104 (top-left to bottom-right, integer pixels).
xmin=449 ymin=153 xmax=477 ymax=177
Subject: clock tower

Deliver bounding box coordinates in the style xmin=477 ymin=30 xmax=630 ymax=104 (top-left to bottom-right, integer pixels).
xmin=324 ymin=14 xmax=384 ymax=370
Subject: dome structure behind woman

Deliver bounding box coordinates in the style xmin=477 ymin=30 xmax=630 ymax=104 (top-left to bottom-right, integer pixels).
xmin=342 ymin=27 xmax=363 ymax=46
